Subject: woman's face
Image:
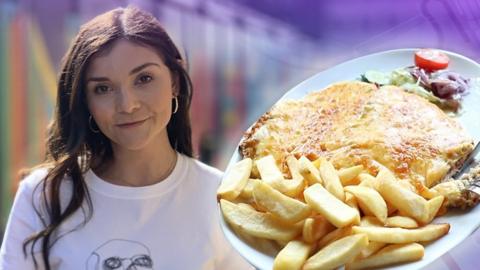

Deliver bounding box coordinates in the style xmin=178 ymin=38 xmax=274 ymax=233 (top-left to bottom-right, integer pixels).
xmin=85 ymin=40 xmax=176 ymax=151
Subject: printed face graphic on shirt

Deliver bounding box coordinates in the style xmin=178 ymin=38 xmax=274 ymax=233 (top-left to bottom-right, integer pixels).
xmin=86 ymin=239 xmax=153 ymax=270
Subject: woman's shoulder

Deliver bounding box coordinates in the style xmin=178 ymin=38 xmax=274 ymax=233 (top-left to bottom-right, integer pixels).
xmin=18 ymin=166 xmax=73 ymax=196
xmin=183 ymin=155 xmax=223 ymax=180
xmin=10 ymin=167 xmax=51 ymax=213
xmin=19 ymin=167 xmax=50 ymax=190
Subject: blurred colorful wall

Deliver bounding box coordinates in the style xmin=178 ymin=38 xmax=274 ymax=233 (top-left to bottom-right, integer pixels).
xmin=1 ymin=0 xmax=479 ymax=232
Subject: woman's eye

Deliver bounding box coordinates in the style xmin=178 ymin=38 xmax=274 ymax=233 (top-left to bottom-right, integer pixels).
xmin=136 ymin=74 xmax=153 ymax=85
xmin=94 ymin=85 xmax=111 ymax=94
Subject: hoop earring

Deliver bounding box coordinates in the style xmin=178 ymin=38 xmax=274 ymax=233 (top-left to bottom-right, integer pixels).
xmin=89 ymin=115 xmax=100 ymax=133
xmin=172 ymin=96 xmax=179 ymax=114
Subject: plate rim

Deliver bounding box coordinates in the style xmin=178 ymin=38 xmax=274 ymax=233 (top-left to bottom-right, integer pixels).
xmin=219 ymin=48 xmax=480 ymax=270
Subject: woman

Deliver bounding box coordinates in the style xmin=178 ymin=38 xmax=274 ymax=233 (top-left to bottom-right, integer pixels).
xmin=0 ymin=6 xmax=251 ymax=270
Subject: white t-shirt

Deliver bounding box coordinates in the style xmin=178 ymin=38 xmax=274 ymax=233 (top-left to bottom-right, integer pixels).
xmin=0 ymin=154 xmax=253 ymax=270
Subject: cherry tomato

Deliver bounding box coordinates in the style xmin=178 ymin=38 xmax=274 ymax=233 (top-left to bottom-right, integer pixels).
xmin=414 ymin=49 xmax=450 ymax=71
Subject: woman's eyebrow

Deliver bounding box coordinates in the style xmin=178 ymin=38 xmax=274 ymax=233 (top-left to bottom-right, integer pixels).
xmin=129 ymin=62 xmax=161 ymax=75
xmin=87 ymin=77 xmax=109 ymax=83
xmin=86 ymin=62 xmax=161 ymax=83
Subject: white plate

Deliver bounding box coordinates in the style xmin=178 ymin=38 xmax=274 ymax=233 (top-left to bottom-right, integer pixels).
xmin=219 ymin=49 xmax=480 ymax=270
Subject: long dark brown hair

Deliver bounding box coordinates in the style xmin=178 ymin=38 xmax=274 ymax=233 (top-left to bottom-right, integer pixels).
xmin=22 ymin=6 xmax=193 ymax=269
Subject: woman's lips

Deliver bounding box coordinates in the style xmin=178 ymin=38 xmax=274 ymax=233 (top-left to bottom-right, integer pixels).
xmin=116 ymin=118 xmax=149 ymax=128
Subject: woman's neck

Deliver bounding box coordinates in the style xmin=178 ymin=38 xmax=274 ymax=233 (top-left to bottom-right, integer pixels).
xmin=95 ymin=140 xmax=178 ymax=187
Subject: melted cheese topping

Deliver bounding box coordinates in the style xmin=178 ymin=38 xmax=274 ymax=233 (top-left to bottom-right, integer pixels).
xmin=240 ymin=81 xmax=473 ymax=187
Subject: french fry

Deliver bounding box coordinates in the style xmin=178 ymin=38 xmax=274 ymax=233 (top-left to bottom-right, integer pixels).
xmin=345 ymin=185 xmax=388 ymax=224
xmin=312 ymin=158 xmax=321 ymax=169
xmin=220 ymin=199 xmax=301 ymax=241
xmin=398 ymin=179 xmax=417 ymax=193
xmin=318 ymin=158 xmax=345 ymax=201
xmin=363 ymin=201 xmax=396 ymax=222
xmin=298 ymin=156 xmax=322 ymax=185
xmin=359 ymin=216 xmax=382 ymax=227
xmin=419 ymin=186 xmax=439 ymax=200
xmin=358 ymin=173 xmax=378 ymax=189
xmin=344 ymin=192 xmax=361 ymax=224
xmin=303 ymin=234 xmax=369 ymax=270
xmin=237 ymin=202 xmax=256 ymax=211
xmin=356 ymin=241 xmax=386 ymax=259
xmin=286 ymin=155 xmax=304 ymax=180
xmin=346 ymin=243 xmax=424 ymax=270
xmin=304 ymin=184 xmax=360 ymax=228
xmin=352 ymin=223 xmax=450 ymax=243
xmin=252 ymin=180 xmax=311 ymax=223
xmin=273 ymin=240 xmax=312 ymax=270
xmin=377 ymin=168 xmax=429 ymax=223
xmin=357 ymin=200 xmax=375 ymax=216
xmin=345 ymin=192 xmax=358 ymax=209
xmin=217 ymin=158 xmax=252 ymax=201
xmin=317 ymin=226 xmax=354 ymax=249
xmin=256 ymin=155 xmax=304 ymax=197
xmin=338 ymin=165 xmax=364 ymax=186
xmin=223 ymin=156 xmax=452 ymax=270
xmin=256 ymin=155 xmax=284 ymax=186
xmin=425 ymin=195 xmax=445 ymax=223
xmin=385 ymin=216 xmax=419 ymax=229
xmin=239 ymin=179 xmax=257 ymax=200
xmin=277 ymin=178 xmax=305 ymax=198
xmin=302 ymin=216 xmax=335 ymax=244
xmin=231 ymin=223 xmax=280 ymax=256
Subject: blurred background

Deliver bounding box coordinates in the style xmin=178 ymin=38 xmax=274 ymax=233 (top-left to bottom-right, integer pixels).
xmin=1 ymin=0 xmax=479 ymax=235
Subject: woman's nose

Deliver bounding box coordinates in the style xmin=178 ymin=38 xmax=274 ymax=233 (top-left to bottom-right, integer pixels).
xmin=117 ymin=87 xmax=140 ymax=113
